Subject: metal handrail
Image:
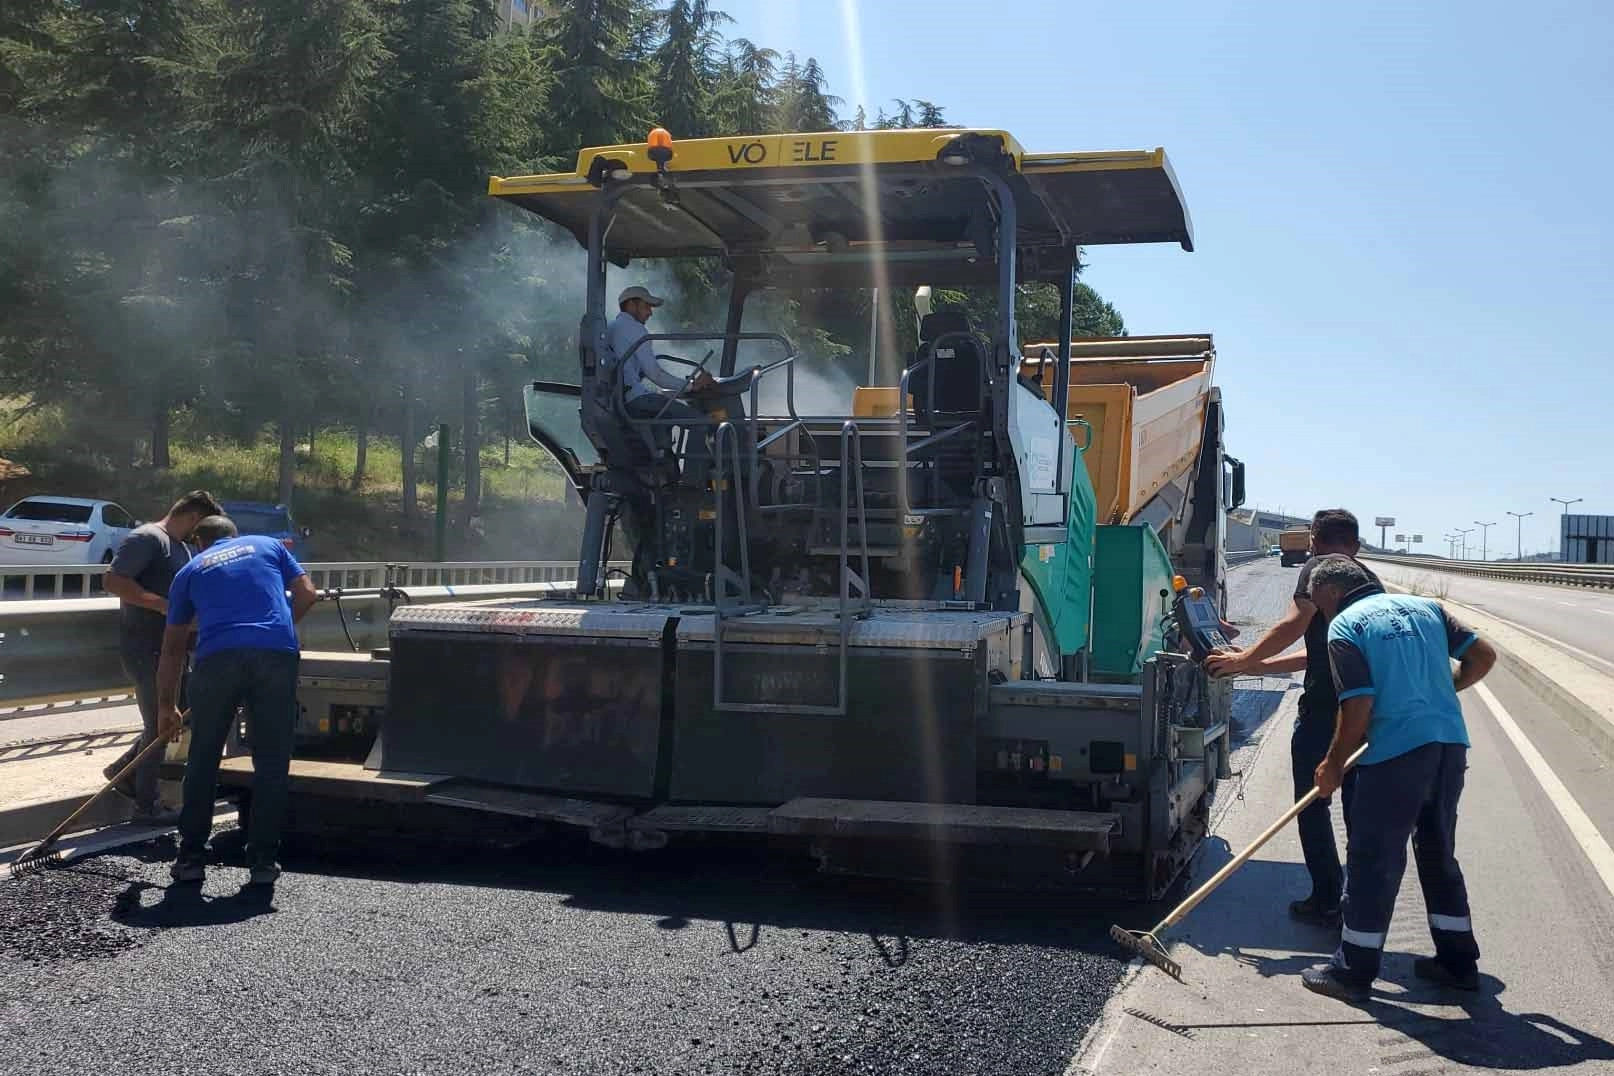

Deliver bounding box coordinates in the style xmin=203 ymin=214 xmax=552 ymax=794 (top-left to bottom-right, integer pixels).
xmin=1360 ymin=552 xmax=1614 ymax=589
xmin=711 ymin=422 xmax=871 ymax=717
xmin=710 ymin=422 xmax=758 ymax=612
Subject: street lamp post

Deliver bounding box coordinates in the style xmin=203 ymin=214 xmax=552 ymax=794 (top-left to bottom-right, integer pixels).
xmin=1455 ymin=528 xmax=1473 ymax=560
xmin=1506 ymin=510 xmax=1533 ymax=562
xmin=1473 ymin=521 xmax=1496 ymax=562
xmin=1550 ymin=497 xmax=1582 ymax=561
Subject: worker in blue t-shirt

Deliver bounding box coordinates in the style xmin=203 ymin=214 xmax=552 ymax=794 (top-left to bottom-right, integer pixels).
xmin=1300 ymin=554 xmax=1497 ymax=1001
xmin=156 ymin=514 xmax=318 ymax=887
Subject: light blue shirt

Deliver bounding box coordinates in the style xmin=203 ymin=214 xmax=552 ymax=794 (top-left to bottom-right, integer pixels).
xmin=606 ymin=311 xmax=685 ymax=402
xmin=1327 ymin=591 xmax=1476 ymax=766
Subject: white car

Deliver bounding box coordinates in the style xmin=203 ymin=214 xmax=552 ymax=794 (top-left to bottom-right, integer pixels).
xmin=0 ymin=496 xmax=139 ymax=565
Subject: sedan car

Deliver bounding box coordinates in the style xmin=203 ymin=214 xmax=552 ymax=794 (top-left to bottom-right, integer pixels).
xmin=0 ymin=496 xmax=139 ymax=564
xmin=220 ymin=501 xmax=312 ymax=556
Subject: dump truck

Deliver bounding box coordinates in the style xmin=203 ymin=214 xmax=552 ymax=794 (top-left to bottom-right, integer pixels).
xmin=1279 ymin=527 xmax=1312 ymax=567
xmin=214 ymin=128 xmax=1246 ymax=898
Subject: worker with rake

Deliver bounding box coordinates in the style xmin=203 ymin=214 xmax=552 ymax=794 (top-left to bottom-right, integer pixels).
xmin=1301 ymin=554 xmax=1497 ymax=1000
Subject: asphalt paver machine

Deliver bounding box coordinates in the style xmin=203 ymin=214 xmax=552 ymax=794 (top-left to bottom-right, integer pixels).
xmin=280 ymin=128 xmax=1246 ymax=897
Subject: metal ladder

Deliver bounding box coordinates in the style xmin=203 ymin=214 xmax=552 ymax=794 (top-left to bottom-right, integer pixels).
xmin=713 ymin=420 xmax=872 ymax=715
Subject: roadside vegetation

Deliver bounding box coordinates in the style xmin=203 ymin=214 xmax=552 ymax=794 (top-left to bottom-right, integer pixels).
xmin=1 ymin=0 xmax=1124 ymax=561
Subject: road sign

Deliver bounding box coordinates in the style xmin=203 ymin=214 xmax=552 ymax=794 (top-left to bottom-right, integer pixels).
xmin=1412 ymin=534 xmax=1423 ymax=543
xmin=1395 ymin=534 xmax=1406 ymax=543
xmin=1375 ymin=517 xmax=1396 ymax=527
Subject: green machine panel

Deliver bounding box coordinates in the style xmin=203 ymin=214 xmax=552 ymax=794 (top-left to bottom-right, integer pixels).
xmin=1090 ymin=524 xmax=1174 ymax=678
xmin=1019 ymin=439 xmax=1098 ymax=659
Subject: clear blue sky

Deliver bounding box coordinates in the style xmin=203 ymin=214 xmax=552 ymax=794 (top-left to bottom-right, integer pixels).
xmin=717 ymin=0 xmax=1614 ymax=559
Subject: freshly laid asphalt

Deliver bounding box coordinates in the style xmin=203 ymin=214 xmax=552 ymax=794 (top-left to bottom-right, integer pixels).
xmin=0 ymin=563 xmax=1294 ymax=1076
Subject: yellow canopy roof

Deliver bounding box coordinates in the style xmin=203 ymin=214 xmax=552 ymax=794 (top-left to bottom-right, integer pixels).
xmin=489 ymin=129 xmax=1193 ymax=281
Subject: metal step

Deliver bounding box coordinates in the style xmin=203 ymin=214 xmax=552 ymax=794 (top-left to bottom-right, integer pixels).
xmin=424 ymin=779 xmax=635 ymax=831
xmin=628 ymin=805 xmax=773 ymax=834
xmin=768 ymin=797 xmax=1119 ymax=851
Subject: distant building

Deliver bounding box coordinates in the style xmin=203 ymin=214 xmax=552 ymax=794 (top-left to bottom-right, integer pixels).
xmin=1562 ymin=513 xmax=1614 ymax=563
xmin=497 ymin=0 xmax=542 ymax=28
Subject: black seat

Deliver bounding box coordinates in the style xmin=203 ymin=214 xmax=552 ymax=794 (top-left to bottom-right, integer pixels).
xmin=908 ymin=311 xmax=985 ymax=421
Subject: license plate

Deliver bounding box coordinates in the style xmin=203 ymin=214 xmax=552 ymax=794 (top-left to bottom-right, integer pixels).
xmin=15 ymin=533 xmax=54 ymax=546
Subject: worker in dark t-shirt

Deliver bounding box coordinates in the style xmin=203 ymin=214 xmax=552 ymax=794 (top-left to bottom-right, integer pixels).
xmin=1206 ymin=508 xmax=1378 ymax=925
xmin=101 ymin=489 xmax=222 ymax=820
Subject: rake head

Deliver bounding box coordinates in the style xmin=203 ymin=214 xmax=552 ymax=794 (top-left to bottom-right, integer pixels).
xmin=1110 ymin=923 xmax=1182 ymax=981
xmin=8 ymin=846 xmax=65 ymax=878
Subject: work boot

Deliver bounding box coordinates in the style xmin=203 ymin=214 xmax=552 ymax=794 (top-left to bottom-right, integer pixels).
xmin=1289 ymin=897 xmax=1342 ymax=927
xmin=130 ymin=803 xmax=181 ymax=826
xmin=1413 ymin=957 xmax=1479 ymax=991
xmin=247 ymin=862 xmax=281 ymax=887
xmin=169 ymin=857 xmax=206 ymax=884
xmin=1301 ymin=963 xmax=1371 ymax=1002
xmin=103 ymin=761 xmax=137 ymax=802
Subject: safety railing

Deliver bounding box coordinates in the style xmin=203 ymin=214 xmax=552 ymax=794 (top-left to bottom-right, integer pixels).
xmin=0 ymin=560 xmax=596 ymax=600
xmin=1360 ymin=552 xmax=1614 ymax=589
xmin=896 ymin=331 xmax=988 ymax=512
xmin=712 ymin=422 xmax=871 ymax=716
xmin=0 ymin=573 xmax=626 ymax=710
xmin=1225 ymin=550 xmax=1266 ymax=567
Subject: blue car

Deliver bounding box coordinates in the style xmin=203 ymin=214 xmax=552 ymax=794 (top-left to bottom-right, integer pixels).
xmin=220 ymin=501 xmax=312 ymax=557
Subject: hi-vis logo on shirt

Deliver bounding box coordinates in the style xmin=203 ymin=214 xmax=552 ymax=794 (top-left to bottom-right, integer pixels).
xmin=199 ymin=544 xmax=253 ymax=571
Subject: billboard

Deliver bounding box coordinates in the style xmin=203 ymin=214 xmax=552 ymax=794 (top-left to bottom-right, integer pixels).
xmin=1395 ymin=534 xmax=1406 ymax=543
xmin=1412 ymin=534 xmax=1424 ymax=543
xmin=1374 ymin=516 xmax=1396 ymax=527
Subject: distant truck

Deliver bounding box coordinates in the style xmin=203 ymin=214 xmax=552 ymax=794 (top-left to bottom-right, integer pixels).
xmin=1278 ymin=528 xmax=1311 ymax=567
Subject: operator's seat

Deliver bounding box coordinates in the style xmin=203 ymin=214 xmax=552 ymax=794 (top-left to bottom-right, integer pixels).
xmin=908 ymin=311 xmax=986 ymax=423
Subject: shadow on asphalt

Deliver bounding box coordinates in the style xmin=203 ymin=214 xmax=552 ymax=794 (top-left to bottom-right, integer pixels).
xmin=109 ymin=878 xmax=277 ymax=930
xmin=1119 ymin=985 xmax=1614 ymax=1070
xmin=1368 ymin=980 xmax=1614 ymax=1071
xmin=1228 ymin=681 xmax=1295 ymax=748
xmin=275 ymin=827 xmax=1139 ymax=957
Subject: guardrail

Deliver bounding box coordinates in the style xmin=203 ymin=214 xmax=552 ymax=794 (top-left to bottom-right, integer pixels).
xmin=0 ymin=574 xmax=624 ymax=711
xmin=1226 ymin=549 xmax=1266 ymax=567
xmin=1361 ymin=553 xmax=1614 ymax=590
xmin=0 ymin=559 xmax=588 ymax=600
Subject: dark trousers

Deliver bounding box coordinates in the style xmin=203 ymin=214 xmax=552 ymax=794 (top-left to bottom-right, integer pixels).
xmin=1335 ymin=742 xmax=1480 ymax=984
xmin=109 ymin=639 xmax=170 ymax=810
xmin=178 ymin=648 xmax=300 ymax=870
xmin=1292 ymin=714 xmax=1357 ymax=908
xmin=627 ymin=395 xmax=713 ymax=485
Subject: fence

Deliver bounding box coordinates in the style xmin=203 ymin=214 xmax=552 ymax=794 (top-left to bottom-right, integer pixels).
xmin=0 ymin=560 xmax=588 ymax=600
xmin=1360 ymin=553 xmax=1614 ymax=590
xmin=0 ymin=573 xmax=625 ymax=712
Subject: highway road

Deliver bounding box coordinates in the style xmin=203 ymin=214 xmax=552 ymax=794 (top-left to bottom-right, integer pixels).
xmin=2 ymin=560 xmax=1611 ymax=1076
xmin=1368 ymin=559 xmax=1614 ymax=672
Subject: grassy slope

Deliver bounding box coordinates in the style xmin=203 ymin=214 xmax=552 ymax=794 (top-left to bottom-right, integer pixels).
xmin=0 ymin=405 xmax=583 ymax=562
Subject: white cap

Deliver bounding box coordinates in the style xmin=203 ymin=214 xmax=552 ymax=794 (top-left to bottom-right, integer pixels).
xmin=618 ymin=285 xmax=665 ymax=307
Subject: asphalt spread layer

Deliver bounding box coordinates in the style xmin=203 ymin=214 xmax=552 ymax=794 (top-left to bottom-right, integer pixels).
xmin=0 ymin=562 xmax=1287 ymax=1076
xmin=1 ymin=832 xmax=1129 ymax=1076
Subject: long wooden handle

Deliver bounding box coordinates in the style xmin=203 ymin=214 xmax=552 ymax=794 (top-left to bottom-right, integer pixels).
xmin=1149 ymin=742 xmax=1368 ymax=935
xmin=32 ymin=717 xmax=186 ymax=851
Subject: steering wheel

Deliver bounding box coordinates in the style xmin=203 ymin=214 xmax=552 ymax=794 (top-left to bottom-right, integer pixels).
xmin=653 ymin=349 xmax=716 ymax=422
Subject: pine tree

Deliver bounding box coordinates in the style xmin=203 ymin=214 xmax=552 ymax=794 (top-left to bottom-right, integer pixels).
xmin=711 ymin=37 xmax=777 ymax=135
xmin=537 ymin=0 xmax=650 ymax=148
xmin=650 ymin=0 xmax=728 ymax=138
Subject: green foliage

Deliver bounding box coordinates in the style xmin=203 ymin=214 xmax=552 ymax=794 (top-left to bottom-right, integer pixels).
xmin=0 ymin=1 xmax=1129 ymax=549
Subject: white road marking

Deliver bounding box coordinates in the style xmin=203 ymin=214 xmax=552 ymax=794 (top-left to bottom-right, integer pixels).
xmin=1475 ymin=682 xmax=1614 ymax=901
xmin=1441 ymin=598 xmax=1614 ymax=677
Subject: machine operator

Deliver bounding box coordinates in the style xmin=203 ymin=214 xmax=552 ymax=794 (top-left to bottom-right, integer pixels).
xmin=608 ymin=285 xmax=719 ymax=486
